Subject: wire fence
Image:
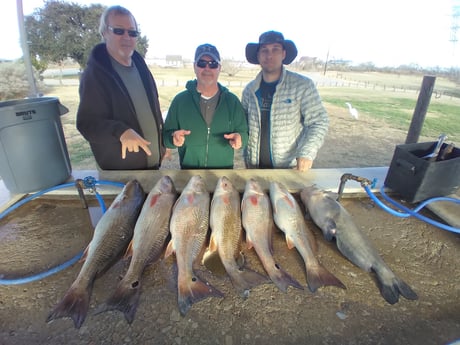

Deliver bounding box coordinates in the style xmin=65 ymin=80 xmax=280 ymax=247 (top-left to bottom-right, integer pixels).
xmin=43 ymin=75 xmax=460 ymax=100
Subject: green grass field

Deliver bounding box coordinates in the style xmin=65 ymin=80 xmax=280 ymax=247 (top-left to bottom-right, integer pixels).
xmin=45 ymin=67 xmax=460 ymax=169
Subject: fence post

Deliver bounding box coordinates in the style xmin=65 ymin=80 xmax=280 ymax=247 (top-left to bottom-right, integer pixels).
xmin=405 ymin=75 xmax=436 ymax=144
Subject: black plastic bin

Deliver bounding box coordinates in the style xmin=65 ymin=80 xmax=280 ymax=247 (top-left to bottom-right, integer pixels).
xmin=384 ymin=141 xmax=460 ymax=203
xmin=0 ymin=97 xmax=72 ymax=194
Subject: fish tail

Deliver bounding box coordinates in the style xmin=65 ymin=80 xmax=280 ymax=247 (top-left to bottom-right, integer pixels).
xmin=305 ymin=264 xmax=346 ymax=293
xmin=178 ymin=274 xmax=223 ymax=316
xmin=268 ymin=265 xmax=304 ymax=293
xmin=229 ymin=269 xmax=271 ymax=298
xmin=93 ymin=278 xmax=142 ymax=324
xmin=46 ymin=284 xmax=91 ymax=329
xmin=377 ymin=275 xmax=418 ymax=304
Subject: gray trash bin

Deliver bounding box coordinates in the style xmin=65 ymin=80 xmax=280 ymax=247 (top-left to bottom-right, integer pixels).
xmin=0 ymin=97 xmax=72 ymax=194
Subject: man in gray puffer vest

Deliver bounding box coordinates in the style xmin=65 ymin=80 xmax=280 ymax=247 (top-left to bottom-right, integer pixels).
xmin=242 ymin=31 xmax=329 ymax=172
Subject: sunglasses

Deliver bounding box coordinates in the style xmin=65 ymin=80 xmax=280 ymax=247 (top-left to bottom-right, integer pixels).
xmin=107 ymin=26 xmax=139 ymax=38
xmin=196 ymin=60 xmax=220 ymax=69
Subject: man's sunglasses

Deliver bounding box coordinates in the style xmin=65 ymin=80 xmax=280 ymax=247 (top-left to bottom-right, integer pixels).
xmin=107 ymin=26 xmax=139 ymax=38
xmin=196 ymin=60 xmax=219 ymax=69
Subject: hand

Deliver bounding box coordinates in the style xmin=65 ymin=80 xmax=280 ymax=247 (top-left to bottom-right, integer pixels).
xmin=172 ymin=129 xmax=191 ymax=147
xmin=119 ymin=129 xmax=151 ymax=159
xmin=295 ymin=157 xmax=313 ymax=172
xmin=224 ymin=133 xmax=242 ymax=150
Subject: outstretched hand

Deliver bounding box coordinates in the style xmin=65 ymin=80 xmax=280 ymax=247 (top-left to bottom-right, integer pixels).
xmin=172 ymin=129 xmax=191 ymax=147
xmin=224 ymin=133 xmax=242 ymax=150
xmin=120 ymin=129 xmax=151 ymax=159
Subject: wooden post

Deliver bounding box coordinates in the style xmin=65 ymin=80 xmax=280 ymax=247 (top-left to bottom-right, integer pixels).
xmin=405 ymin=75 xmax=436 ymax=144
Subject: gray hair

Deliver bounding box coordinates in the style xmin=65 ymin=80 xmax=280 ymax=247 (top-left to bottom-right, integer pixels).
xmin=98 ymin=5 xmax=138 ymax=38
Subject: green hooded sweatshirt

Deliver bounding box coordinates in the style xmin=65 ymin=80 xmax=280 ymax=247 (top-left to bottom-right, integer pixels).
xmin=163 ymin=80 xmax=248 ymax=169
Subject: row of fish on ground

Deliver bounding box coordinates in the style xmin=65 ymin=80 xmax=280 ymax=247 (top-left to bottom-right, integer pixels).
xmin=46 ymin=175 xmax=418 ymax=329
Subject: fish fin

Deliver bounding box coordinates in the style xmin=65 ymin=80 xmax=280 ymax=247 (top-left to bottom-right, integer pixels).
xmin=246 ymin=234 xmax=254 ymax=250
xmin=208 ymin=234 xmax=218 ymax=253
xmin=397 ymin=279 xmax=418 ymax=301
xmin=305 ymin=225 xmax=319 ymax=253
xmin=93 ymin=278 xmax=142 ymax=324
xmin=177 ymin=274 xmax=223 ymax=316
xmin=202 ymin=250 xmax=226 ymax=274
xmin=376 ymin=274 xmax=418 ymax=304
xmin=229 ymin=268 xmax=271 ymax=299
xmin=283 ymin=194 xmax=295 ymax=209
xmin=78 ymin=245 xmax=90 ymax=263
xmin=305 ymin=264 xmax=346 ymax=293
xmin=123 ymin=240 xmax=134 ymax=259
xmin=46 ymin=284 xmax=91 ymax=329
xmin=269 ymin=264 xmax=304 ymax=292
xmin=240 ymin=198 xmax=246 ymax=213
xmin=285 ymin=235 xmax=296 ymax=250
xmin=164 ymin=240 xmax=175 ymax=258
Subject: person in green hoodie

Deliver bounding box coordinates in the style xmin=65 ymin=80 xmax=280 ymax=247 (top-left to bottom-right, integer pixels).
xmin=162 ymin=44 xmax=248 ymax=169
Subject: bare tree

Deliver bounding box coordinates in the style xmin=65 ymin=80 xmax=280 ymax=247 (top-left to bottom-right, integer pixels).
xmin=220 ymin=59 xmax=243 ymax=77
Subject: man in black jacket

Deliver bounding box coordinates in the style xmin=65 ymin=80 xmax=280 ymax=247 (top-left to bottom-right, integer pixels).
xmin=76 ymin=5 xmax=166 ymax=170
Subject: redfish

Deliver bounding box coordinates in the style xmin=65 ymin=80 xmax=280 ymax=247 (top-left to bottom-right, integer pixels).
xmin=209 ymin=176 xmax=270 ymax=298
xmin=269 ymin=182 xmax=345 ymax=293
xmin=165 ymin=175 xmax=223 ymax=316
xmin=46 ymin=180 xmax=145 ymax=328
xmin=242 ymin=178 xmax=303 ymax=293
xmin=96 ymin=176 xmax=177 ymax=323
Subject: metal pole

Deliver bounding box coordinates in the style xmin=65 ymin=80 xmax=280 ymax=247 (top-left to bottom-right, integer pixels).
xmin=323 ymin=48 xmax=329 ymax=76
xmin=16 ymin=0 xmax=39 ymax=98
xmin=405 ymin=75 xmax=436 ymax=144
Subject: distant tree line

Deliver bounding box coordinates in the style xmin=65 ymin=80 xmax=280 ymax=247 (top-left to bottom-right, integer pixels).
xmin=297 ymin=56 xmax=460 ymax=85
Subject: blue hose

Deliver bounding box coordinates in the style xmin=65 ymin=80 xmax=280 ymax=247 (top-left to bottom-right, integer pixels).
xmin=363 ymin=184 xmax=460 ymax=234
xmin=0 ymin=178 xmax=125 ymax=285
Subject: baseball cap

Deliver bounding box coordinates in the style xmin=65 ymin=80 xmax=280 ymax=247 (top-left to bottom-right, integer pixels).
xmin=194 ymin=43 xmax=221 ymax=63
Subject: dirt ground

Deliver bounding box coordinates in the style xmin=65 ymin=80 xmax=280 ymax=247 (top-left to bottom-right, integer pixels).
xmin=1 ymin=107 xmax=459 ymax=345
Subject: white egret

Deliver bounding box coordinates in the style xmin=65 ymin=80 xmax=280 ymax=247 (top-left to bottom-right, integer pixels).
xmin=345 ymin=102 xmax=359 ymax=119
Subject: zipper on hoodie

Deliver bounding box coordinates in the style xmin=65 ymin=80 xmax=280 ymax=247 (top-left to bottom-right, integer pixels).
xmin=204 ymin=127 xmax=210 ymax=168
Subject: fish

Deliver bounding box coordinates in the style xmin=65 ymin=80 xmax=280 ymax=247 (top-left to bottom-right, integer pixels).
xmin=209 ymin=176 xmax=270 ymax=298
xmin=164 ymin=175 xmax=223 ymax=316
xmin=95 ymin=176 xmax=177 ymax=323
xmin=46 ymin=180 xmax=145 ymax=329
xmin=241 ymin=178 xmax=303 ymax=293
xmin=269 ymin=182 xmax=346 ymax=293
xmin=300 ymin=185 xmax=418 ymax=304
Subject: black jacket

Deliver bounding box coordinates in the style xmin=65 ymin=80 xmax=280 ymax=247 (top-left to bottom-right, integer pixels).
xmin=76 ymin=43 xmax=165 ymax=170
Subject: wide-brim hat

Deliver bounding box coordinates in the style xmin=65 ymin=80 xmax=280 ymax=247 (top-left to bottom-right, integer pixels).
xmin=245 ymin=31 xmax=298 ymax=65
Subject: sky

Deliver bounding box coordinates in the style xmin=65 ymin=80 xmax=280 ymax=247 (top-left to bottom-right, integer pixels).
xmin=2 ymin=0 xmax=459 ymax=68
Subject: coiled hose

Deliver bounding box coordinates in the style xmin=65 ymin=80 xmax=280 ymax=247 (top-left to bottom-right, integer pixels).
xmin=363 ymin=184 xmax=460 ymax=234
xmin=0 ymin=177 xmax=125 ymax=285
xmin=338 ymin=173 xmax=460 ymax=234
